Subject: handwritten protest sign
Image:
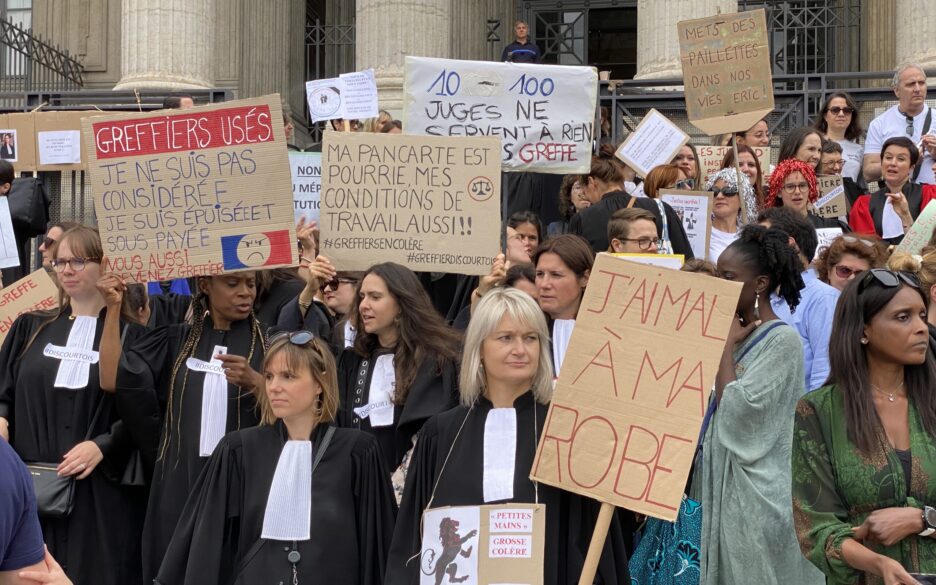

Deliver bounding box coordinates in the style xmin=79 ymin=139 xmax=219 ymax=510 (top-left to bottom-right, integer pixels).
xmin=615 ymin=110 xmax=690 ymax=178
xmin=678 ymin=9 xmax=774 ymax=135
xmin=896 ymin=201 xmax=936 ymax=255
xmin=320 ymin=132 xmax=500 ymax=274
xmin=289 ymin=151 xmax=321 ymax=223
xmin=404 ymin=56 xmax=597 ymax=173
xmin=610 ymin=254 xmax=685 ymax=270
xmin=815 ymin=227 xmax=844 ymax=260
xmin=306 ymin=69 xmax=379 ymax=123
xmin=83 ymin=95 xmax=296 ymax=283
xmin=661 ymin=189 xmax=713 ymax=260
xmin=814 ymin=175 xmax=849 ymax=219
xmin=531 ymin=254 xmax=741 ymax=521
xmin=696 ymin=145 xmax=770 ymax=183
xmin=0 ymin=269 xmax=58 ymax=344
xmin=420 ymin=504 xmax=544 ymax=585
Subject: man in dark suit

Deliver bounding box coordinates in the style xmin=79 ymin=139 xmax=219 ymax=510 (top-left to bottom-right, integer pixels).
xmin=0 ymin=134 xmax=15 ymax=161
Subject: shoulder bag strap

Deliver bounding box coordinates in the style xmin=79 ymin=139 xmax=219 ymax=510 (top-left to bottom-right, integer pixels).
xmin=234 ymin=425 xmax=337 ymax=577
xmin=912 ymin=107 xmax=933 ymax=183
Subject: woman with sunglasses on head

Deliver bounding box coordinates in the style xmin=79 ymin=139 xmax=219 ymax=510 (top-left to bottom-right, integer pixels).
xmin=0 ymin=226 xmax=145 ymax=585
xmin=97 ymin=268 xmax=267 ymax=585
xmin=386 ymin=287 xmax=631 ymax=585
xmin=813 ymin=92 xmax=864 ymax=182
xmin=706 ymin=168 xmax=754 ymax=263
xmin=815 ymin=234 xmax=888 ymax=291
xmin=767 ymin=157 xmax=849 ymax=231
xmin=155 ymin=334 xmax=395 ymax=585
xmin=336 ymin=262 xmax=460 ymax=493
xmin=793 ymin=269 xmax=936 ymax=585
xmin=850 ymin=137 xmax=936 ymax=245
xmin=720 ymin=144 xmax=766 ymax=216
xmin=702 ymin=224 xmax=823 ymax=585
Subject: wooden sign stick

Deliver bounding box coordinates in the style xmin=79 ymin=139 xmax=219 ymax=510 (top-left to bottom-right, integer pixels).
xmin=732 ymin=138 xmax=749 ymax=222
xmin=343 ymin=119 xmax=351 ymax=132
xmin=577 ymin=502 xmax=616 ymax=585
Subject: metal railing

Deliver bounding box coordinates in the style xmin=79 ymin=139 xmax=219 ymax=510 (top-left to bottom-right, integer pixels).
xmin=599 ymin=71 xmax=918 ymax=164
xmin=0 ymin=15 xmax=82 ymax=100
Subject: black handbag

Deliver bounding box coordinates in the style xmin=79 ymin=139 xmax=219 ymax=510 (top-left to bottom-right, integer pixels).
xmin=25 ymin=463 xmax=75 ymax=518
xmin=7 ymin=176 xmax=50 ymax=238
xmin=25 ymin=397 xmax=104 ymax=519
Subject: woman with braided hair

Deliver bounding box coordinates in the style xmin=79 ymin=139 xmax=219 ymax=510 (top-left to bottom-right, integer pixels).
xmin=767 ymin=157 xmax=848 ymax=231
xmin=98 ymin=271 xmax=267 ymax=585
xmin=699 ymin=224 xmax=824 ymax=585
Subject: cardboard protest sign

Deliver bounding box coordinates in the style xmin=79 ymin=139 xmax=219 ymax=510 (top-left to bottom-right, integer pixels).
xmin=0 ymin=113 xmax=36 ymax=170
xmin=34 ymin=111 xmax=97 ymax=170
xmin=615 ymin=110 xmax=690 ymax=178
xmin=420 ymin=504 xmax=545 ymax=585
xmin=83 ymin=94 xmax=296 ymax=283
xmin=814 ymin=175 xmax=849 ymax=219
xmin=660 ymin=189 xmax=713 ymax=260
xmin=404 ymin=56 xmax=598 ymax=173
xmin=814 ymin=227 xmax=844 ymax=261
xmin=0 ymin=269 xmax=58 ymax=344
xmin=610 ymin=253 xmax=685 ymax=270
xmin=696 ymin=145 xmax=770 ymax=184
xmin=289 ymin=151 xmax=321 ymax=223
xmin=305 ymin=69 xmax=379 ymax=123
xmin=320 ymin=132 xmax=500 ymax=275
xmin=531 ymin=254 xmax=741 ymax=521
xmin=896 ymin=201 xmax=936 ymax=255
xmin=678 ymin=9 xmax=774 ymax=136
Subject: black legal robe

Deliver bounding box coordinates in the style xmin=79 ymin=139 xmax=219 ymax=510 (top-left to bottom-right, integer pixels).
xmin=255 ymin=276 xmax=305 ymax=330
xmin=336 ymin=348 xmax=458 ymax=475
xmin=386 ymin=392 xmax=632 ymax=585
xmin=155 ymin=423 xmax=396 ymax=585
xmin=0 ymin=311 xmax=145 ymax=585
xmin=116 ymin=315 xmax=264 ymax=585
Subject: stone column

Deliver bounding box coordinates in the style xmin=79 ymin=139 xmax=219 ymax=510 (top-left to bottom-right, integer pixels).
xmin=861 ymin=0 xmax=896 ymax=87
xmin=355 ymin=0 xmax=451 ymax=114
xmin=896 ymin=0 xmax=936 ymax=70
xmin=114 ymin=0 xmax=214 ymax=90
xmin=634 ymin=0 xmax=735 ymax=81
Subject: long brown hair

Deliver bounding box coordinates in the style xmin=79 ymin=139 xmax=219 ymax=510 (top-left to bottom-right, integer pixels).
xmin=828 ymin=276 xmax=936 ymax=454
xmin=721 ymin=144 xmax=766 ymax=209
xmin=351 ymin=262 xmax=460 ymax=405
xmin=259 ymin=336 xmax=338 ymax=425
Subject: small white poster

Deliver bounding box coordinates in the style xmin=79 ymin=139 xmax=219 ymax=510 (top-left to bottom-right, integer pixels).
xmin=306 ymin=69 xmax=379 ymax=123
xmin=289 ymin=152 xmax=321 ymax=223
xmin=661 ymin=190 xmax=713 ymax=262
xmin=38 ymin=130 xmax=82 ymax=165
xmin=0 ymin=197 xmax=19 ymax=268
xmin=615 ymin=109 xmax=690 ymax=177
xmin=421 ymin=506 xmax=480 ymax=585
xmin=815 ymin=227 xmax=843 ymax=260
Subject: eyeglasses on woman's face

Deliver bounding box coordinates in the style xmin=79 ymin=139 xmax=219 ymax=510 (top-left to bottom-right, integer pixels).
xmin=51 ymin=257 xmax=100 ymax=272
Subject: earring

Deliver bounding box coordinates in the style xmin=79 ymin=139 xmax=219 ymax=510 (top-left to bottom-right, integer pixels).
xmin=753 ymin=293 xmax=761 ymax=321
xmin=861 ymin=337 xmax=869 ymax=345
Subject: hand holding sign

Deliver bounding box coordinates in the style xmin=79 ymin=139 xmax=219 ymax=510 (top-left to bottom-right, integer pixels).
xmin=299 ymin=255 xmax=337 ymax=291
xmin=95 ymin=257 xmax=127 ymax=309
xmin=297 ymin=217 xmax=319 ymax=259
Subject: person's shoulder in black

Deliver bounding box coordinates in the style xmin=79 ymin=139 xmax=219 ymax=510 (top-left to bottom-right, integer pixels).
xmin=501 ymin=41 xmax=541 ymax=63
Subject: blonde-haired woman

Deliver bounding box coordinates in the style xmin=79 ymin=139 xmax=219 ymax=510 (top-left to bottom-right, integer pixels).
xmin=156 ymin=333 xmax=395 ymax=585
xmin=386 ymin=287 xmax=631 ymax=585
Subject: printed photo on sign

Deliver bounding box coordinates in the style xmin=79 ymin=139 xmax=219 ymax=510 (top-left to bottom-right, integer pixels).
xmin=306 ymin=79 xmax=343 ymax=122
xmin=404 ymin=56 xmax=598 ymax=173
xmin=421 ymin=507 xmax=480 ymax=585
xmin=0 ymin=129 xmax=17 ymax=162
xmin=660 ymin=190 xmax=713 ymax=261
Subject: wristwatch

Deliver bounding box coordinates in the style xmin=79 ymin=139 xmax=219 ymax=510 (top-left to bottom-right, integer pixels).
xmin=920 ymin=505 xmax=936 ymax=537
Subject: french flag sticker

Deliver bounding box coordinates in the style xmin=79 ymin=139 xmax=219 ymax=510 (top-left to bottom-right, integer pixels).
xmin=220 ymin=229 xmax=293 ymax=270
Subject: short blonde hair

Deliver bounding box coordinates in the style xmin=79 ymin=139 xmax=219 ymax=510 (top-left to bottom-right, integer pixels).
xmin=259 ymin=336 xmax=339 ymax=425
xmin=459 ymin=287 xmax=554 ymax=406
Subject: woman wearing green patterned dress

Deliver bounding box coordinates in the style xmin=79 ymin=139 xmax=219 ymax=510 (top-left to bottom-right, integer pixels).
xmin=793 ymin=269 xmax=936 ymax=585
xmin=700 ymin=225 xmax=824 ymax=585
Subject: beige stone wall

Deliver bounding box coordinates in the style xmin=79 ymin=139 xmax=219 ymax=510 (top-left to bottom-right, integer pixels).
xmin=32 ymin=0 xmax=122 ymax=88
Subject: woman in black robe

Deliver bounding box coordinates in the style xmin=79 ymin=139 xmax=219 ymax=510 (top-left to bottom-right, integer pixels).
xmin=99 ymin=271 xmax=267 ymax=585
xmin=0 ymin=225 xmax=145 ymax=585
xmin=336 ymin=262 xmax=461 ymax=487
xmin=387 ymin=287 xmax=630 ymax=585
xmin=155 ymin=333 xmax=395 ymax=585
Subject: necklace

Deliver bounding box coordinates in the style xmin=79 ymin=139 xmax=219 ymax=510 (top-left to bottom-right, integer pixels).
xmin=871 ymin=381 xmax=905 ymax=403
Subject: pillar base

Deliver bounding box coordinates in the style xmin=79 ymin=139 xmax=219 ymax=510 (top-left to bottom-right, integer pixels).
xmin=113 ymin=75 xmax=213 ymax=92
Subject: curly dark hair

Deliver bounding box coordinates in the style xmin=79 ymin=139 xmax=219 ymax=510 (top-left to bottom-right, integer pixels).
xmin=556 ymin=174 xmax=579 ymax=220
xmin=728 ymin=224 xmax=805 ymax=312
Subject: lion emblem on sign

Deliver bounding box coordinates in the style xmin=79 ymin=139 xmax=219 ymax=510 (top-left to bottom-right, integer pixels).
xmin=421 ymin=516 xmax=478 ymax=585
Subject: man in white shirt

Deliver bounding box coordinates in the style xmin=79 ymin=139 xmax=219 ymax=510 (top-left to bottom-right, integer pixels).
xmin=863 ymin=63 xmax=935 ymax=185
